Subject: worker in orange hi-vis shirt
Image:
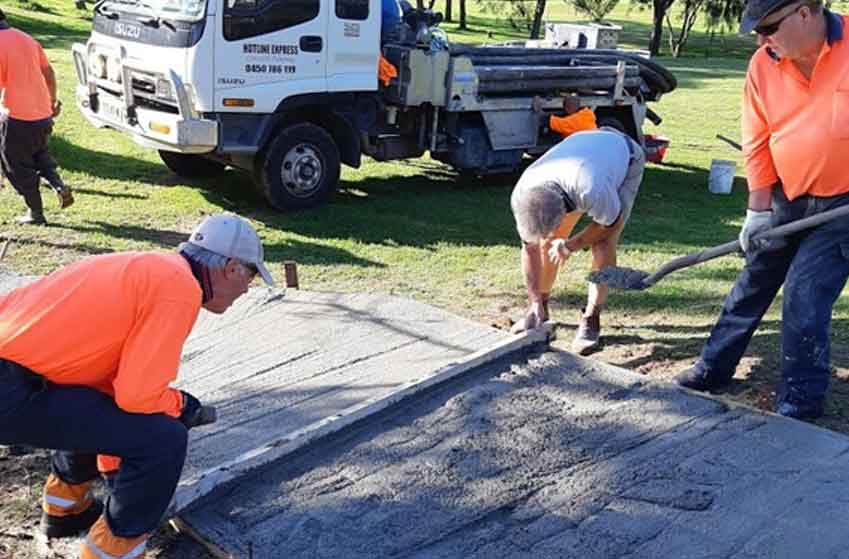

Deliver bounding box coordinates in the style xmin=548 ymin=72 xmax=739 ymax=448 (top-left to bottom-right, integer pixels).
xmin=0 ymin=8 xmax=74 ymax=225
xmin=676 ymin=0 xmax=849 ymax=421
xmin=532 ymin=94 xmax=597 ymax=139
xmin=0 ymin=213 xmax=274 ymax=559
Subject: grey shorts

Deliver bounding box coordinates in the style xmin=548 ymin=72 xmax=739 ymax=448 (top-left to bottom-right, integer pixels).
xmin=616 ymin=136 xmax=645 ymax=226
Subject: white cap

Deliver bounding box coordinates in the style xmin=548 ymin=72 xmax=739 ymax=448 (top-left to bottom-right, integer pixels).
xmin=185 ymin=214 xmax=274 ymax=286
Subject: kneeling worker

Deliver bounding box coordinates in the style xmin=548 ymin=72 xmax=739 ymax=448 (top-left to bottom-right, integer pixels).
xmin=510 ymin=128 xmax=645 ymax=354
xmin=0 ymin=213 xmax=274 ymax=558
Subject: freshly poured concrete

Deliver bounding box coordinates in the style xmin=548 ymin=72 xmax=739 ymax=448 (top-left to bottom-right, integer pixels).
xmin=182 ymin=351 xmax=849 ymax=559
xmin=174 ymin=287 xmax=543 ymax=510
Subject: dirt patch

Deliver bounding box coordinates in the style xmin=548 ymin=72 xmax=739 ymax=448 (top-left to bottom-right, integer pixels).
xmin=546 ymin=310 xmax=849 ymax=436
xmin=0 ymin=448 xmax=212 ymax=559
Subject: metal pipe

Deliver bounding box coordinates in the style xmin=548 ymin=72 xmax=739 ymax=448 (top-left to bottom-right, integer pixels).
xmin=474 ymin=65 xmax=639 ymax=82
xmin=477 ymin=76 xmax=642 ymax=94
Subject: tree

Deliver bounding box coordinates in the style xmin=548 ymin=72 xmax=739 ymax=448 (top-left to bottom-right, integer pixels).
xmin=445 ymin=0 xmax=453 ymax=22
xmin=567 ymin=0 xmax=620 ymax=22
xmin=648 ymin=0 xmax=676 ymax=55
xmin=530 ymin=0 xmax=547 ymax=38
xmin=665 ymin=0 xmax=744 ymax=57
xmin=459 ymin=0 xmax=467 ymax=29
xmin=665 ymin=0 xmax=705 ymax=57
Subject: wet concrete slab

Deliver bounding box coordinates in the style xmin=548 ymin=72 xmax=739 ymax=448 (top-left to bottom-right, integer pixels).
xmin=180 ymin=351 xmax=849 ymax=559
xmin=173 ymin=288 xmax=539 ymax=510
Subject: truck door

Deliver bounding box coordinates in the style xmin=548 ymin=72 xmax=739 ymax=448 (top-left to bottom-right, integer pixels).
xmin=325 ymin=0 xmax=380 ymax=92
xmin=214 ymin=0 xmax=328 ymax=113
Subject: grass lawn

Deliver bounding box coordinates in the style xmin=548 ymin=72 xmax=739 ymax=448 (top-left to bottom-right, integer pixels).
xmin=1 ymin=3 xmax=848 ymax=422
xmin=1 ymin=1 xmax=849 ymax=557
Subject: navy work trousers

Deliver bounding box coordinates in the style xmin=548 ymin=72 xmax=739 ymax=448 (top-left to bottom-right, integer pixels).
xmin=0 ymin=359 xmax=187 ymax=537
xmin=695 ymin=188 xmax=849 ymax=404
xmin=0 ymin=117 xmax=62 ymax=214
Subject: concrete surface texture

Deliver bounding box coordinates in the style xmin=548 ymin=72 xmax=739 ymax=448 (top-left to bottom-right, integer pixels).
xmin=176 ymin=288 xmax=510 ymax=491
xmin=182 ymin=350 xmax=849 ymax=559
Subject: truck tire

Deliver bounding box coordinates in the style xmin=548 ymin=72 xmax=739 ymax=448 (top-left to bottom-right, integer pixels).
xmin=255 ymin=123 xmax=341 ymax=210
xmin=159 ymin=151 xmax=226 ymax=178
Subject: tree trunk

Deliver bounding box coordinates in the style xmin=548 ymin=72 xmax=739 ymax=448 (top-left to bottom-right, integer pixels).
xmin=459 ymin=0 xmax=467 ymax=29
xmin=649 ymin=0 xmax=667 ymax=56
xmin=530 ymin=0 xmax=546 ymax=39
xmin=445 ymin=0 xmax=452 ymax=22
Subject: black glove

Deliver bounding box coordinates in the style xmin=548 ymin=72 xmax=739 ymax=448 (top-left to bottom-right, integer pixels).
xmin=179 ymin=390 xmax=217 ymax=429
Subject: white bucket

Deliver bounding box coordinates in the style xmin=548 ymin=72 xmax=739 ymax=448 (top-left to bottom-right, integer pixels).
xmin=708 ymin=159 xmax=736 ymax=195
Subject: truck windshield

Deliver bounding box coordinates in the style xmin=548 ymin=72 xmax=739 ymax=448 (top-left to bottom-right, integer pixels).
xmin=98 ymin=0 xmax=207 ymax=22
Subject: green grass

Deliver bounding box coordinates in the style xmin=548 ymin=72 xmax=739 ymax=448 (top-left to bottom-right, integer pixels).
xmin=1 ymin=0 xmax=848 ymax=421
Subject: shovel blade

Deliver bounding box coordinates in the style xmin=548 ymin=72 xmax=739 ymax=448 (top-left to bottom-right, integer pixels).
xmin=587 ymin=266 xmax=650 ymax=290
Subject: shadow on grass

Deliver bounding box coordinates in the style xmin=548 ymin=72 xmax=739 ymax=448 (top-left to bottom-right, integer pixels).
xmin=254 ymin=158 xmax=742 ymax=251
xmin=55 ymin=220 xmax=383 ymax=268
xmin=6 ymin=8 xmax=90 ymax=50
xmin=50 ymin=135 xmax=268 ymax=210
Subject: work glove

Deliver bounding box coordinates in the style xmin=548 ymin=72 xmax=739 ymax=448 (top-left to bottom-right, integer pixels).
xmin=738 ymin=209 xmax=772 ymax=253
xmin=179 ymin=391 xmax=217 ymax=429
xmin=547 ymin=238 xmax=573 ymax=266
xmin=510 ymin=300 xmax=548 ymax=334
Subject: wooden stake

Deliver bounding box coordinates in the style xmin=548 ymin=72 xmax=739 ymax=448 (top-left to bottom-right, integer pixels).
xmin=283 ymin=261 xmax=299 ymax=289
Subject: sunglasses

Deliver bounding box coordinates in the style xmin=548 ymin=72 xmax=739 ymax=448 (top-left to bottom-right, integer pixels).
xmin=753 ymin=3 xmax=804 ymax=36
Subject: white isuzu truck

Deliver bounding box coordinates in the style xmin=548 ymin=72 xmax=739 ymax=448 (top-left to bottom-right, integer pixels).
xmin=72 ymin=0 xmax=676 ymax=209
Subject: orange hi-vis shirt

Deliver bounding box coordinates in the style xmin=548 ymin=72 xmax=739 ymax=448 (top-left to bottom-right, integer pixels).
xmin=0 ymin=252 xmax=202 ymax=418
xmin=0 ymin=26 xmax=53 ymax=121
xmin=741 ymin=12 xmax=849 ymax=200
xmin=549 ymin=107 xmax=597 ymax=137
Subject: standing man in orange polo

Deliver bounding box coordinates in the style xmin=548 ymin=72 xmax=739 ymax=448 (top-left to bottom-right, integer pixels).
xmin=676 ymin=0 xmax=849 ymax=420
xmin=0 ymin=7 xmax=74 ymax=225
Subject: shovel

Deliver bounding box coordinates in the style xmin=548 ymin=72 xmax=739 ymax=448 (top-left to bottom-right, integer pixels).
xmin=589 ymin=203 xmax=849 ymax=290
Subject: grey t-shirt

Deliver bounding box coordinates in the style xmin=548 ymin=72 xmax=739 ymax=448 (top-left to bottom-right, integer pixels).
xmin=514 ymin=129 xmax=631 ymax=226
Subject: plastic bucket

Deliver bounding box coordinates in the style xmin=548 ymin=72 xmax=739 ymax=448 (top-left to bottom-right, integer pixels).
xmin=708 ymin=159 xmax=736 ymax=195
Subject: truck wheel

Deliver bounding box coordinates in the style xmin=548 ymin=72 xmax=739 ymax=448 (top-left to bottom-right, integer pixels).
xmin=159 ymin=151 xmax=226 ymax=177
xmin=255 ymin=123 xmax=341 ymax=210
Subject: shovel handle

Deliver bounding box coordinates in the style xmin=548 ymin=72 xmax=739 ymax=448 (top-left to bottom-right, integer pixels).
xmin=642 ymin=203 xmax=849 ymax=287
xmin=643 ymin=240 xmax=739 ymax=287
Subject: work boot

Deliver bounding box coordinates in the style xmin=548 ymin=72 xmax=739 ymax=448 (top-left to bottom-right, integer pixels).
xmin=775 ymin=385 xmax=825 ymax=420
xmin=674 ymin=365 xmax=730 ymax=392
xmin=55 ymin=184 xmax=74 ymax=209
xmin=571 ymin=308 xmax=601 ymax=355
xmin=40 ymin=474 xmax=103 ymax=539
xmin=16 ymin=208 xmax=47 ymax=225
xmin=509 ymin=294 xmax=550 ymax=334
xmin=80 ymin=516 xmax=148 ymax=559
xmin=19 ymin=189 xmax=47 ymax=224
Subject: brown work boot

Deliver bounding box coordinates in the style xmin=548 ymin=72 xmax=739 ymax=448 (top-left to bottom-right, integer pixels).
xmin=40 ymin=474 xmax=103 ymax=539
xmin=509 ymin=294 xmax=551 ymax=334
xmin=55 ymin=184 xmax=74 ymax=209
xmin=16 ymin=208 xmax=47 ymax=225
xmin=571 ymin=308 xmax=601 ymax=355
xmin=80 ymin=515 xmax=148 ymax=559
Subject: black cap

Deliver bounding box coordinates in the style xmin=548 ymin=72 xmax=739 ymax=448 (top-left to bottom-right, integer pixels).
xmin=740 ymin=0 xmax=799 ymax=33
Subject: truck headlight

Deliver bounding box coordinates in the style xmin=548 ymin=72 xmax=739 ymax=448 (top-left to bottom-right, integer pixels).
xmin=89 ymin=54 xmax=107 ymax=79
xmin=156 ymin=78 xmax=174 ymax=101
xmin=106 ymin=56 xmax=122 ymax=83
